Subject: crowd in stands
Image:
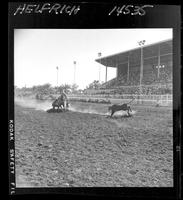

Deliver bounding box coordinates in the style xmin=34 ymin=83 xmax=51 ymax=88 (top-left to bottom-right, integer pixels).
xmin=142 ymin=70 xmax=157 ymax=85
xmin=99 ymin=84 xmax=172 ymax=95
xmin=96 ymin=84 xmax=172 ymax=95
xmin=98 ymin=65 xmax=172 ymax=95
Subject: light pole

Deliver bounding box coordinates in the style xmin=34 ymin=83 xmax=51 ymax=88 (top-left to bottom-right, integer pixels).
xmin=138 ymin=40 xmax=146 ymax=97
xmin=73 ymin=61 xmax=76 ymax=84
xmin=56 ymin=66 xmax=59 ymax=87
xmin=156 ymin=65 xmax=165 ymax=79
xmin=98 ymin=52 xmax=102 ymax=83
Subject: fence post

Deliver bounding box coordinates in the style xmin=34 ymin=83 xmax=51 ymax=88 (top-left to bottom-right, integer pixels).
xmin=152 ymin=95 xmax=154 ymax=105
xmin=166 ymin=94 xmax=168 ymax=105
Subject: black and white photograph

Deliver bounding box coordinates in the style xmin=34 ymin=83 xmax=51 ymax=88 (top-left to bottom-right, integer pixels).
xmin=14 ymin=28 xmax=173 ymax=187
xmin=8 ymin=2 xmax=181 ymax=198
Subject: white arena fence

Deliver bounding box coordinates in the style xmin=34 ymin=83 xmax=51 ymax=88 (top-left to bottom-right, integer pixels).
xmin=68 ymin=94 xmax=172 ymax=106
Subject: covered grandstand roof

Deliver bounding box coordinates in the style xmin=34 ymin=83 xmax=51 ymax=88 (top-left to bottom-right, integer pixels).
xmin=95 ymin=39 xmax=172 ymax=67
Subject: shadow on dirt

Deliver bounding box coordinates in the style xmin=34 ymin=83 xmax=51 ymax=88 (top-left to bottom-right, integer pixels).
xmin=106 ymin=115 xmax=133 ymax=119
xmin=46 ymin=108 xmax=68 ymax=113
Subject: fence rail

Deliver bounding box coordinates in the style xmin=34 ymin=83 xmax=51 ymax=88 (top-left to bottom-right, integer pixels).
xmin=68 ymin=94 xmax=172 ymax=106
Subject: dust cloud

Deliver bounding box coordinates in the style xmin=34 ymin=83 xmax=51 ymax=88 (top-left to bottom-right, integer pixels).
xmin=15 ymin=97 xmax=52 ymax=111
xmin=15 ymin=97 xmax=136 ymax=116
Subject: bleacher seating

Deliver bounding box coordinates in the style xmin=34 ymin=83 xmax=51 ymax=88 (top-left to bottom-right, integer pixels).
xmin=99 ymin=64 xmax=172 ymax=95
xmin=142 ymin=70 xmax=157 ymax=85
xmin=129 ymin=70 xmax=140 ymax=85
xmin=100 ymin=78 xmax=117 ymax=89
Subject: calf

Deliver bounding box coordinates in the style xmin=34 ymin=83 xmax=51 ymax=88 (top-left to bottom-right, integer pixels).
xmin=108 ymin=104 xmax=132 ymax=117
xmin=108 ymin=98 xmax=135 ymax=117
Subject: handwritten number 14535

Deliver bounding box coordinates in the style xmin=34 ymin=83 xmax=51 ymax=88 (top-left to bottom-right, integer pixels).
xmin=109 ymin=5 xmax=154 ymax=16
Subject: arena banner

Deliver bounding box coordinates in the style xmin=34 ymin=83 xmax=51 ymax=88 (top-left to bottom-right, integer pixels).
xmin=8 ymin=1 xmax=181 ymax=199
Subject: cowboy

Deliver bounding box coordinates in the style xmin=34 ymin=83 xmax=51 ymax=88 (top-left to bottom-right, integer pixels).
xmin=58 ymin=89 xmax=68 ymax=110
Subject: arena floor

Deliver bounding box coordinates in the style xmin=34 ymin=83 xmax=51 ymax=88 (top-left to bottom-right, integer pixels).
xmin=15 ymin=100 xmax=173 ymax=187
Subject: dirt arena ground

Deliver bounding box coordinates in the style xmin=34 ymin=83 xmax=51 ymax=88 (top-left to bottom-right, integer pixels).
xmin=15 ymin=100 xmax=173 ymax=187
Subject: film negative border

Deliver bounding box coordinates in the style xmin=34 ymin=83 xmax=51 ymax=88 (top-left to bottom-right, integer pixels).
xmin=8 ymin=2 xmax=181 ymax=199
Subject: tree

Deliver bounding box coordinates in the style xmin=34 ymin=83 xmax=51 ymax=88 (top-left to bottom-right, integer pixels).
xmin=86 ymin=80 xmax=101 ymax=90
xmin=58 ymin=84 xmax=71 ymax=94
xmin=71 ymin=83 xmax=79 ymax=93
xmin=33 ymin=83 xmax=53 ymax=96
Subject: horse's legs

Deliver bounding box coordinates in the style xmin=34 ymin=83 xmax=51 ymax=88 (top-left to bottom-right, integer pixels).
xmin=129 ymin=107 xmax=132 ymax=112
xmin=127 ymin=109 xmax=131 ymax=116
xmin=61 ymin=105 xmax=64 ymax=111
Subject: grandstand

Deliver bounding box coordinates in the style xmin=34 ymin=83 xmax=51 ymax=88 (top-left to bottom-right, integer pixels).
xmin=95 ymin=39 xmax=172 ymax=96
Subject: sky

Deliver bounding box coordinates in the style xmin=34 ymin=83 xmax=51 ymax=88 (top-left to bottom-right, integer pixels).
xmin=14 ymin=29 xmax=172 ymax=89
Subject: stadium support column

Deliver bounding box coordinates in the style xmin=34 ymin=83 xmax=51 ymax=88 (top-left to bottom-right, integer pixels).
xmin=156 ymin=44 xmax=164 ymax=80
xmin=139 ymin=47 xmax=144 ymax=96
xmin=105 ymin=66 xmax=107 ymax=82
xmin=116 ymin=63 xmax=118 ymax=78
xmin=138 ymin=40 xmax=145 ymax=102
xmin=127 ymin=54 xmax=130 ymax=83
xmin=157 ymin=44 xmax=161 ymax=79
